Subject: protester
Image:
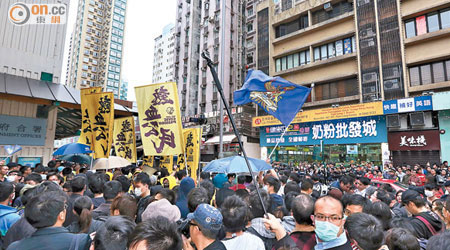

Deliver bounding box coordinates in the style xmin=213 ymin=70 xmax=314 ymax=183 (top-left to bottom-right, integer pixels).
xmin=110 ymin=194 xmax=138 ymax=219
xmin=263 ymin=176 xmax=283 ymax=211
xmin=0 ymin=165 xmax=9 ymax=182
xmin=91 ymin=216 xmax=136 ymax=250
xmin=88 ymin=173 xmax=106 ymax=209
xmin=128 ymin=216 xmax=182 ymax=250
xmin=64 ymin=176 xmax=87 ymax=227
xmin=176 ymin=177 xmax=196 ymax=219
xmin=67 ymin=196 xmax=104 ymax=234
xmin=92 ymin=180 xmax=122 ymax=219
xmin=345 ymin=213 xmax=386 ymax=250
xmin=133 ymin=172 xmax=152 ymax=223
xmin=0 ymin=182 xmax=20 ymax=238
xmin=142 ymin=198 xmax=181 ymax=222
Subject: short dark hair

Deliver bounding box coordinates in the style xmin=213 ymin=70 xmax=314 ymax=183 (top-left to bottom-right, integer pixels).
xmin=221 ymin=196 xmax=248 ymax=233
xmin=199 ymin=180 xmax=215 ymax=202
xmin=103 ymin=180 xmax=122 ymax=201
xmin=237 ymin=175 xmax=246 ymax=185
xmin=366 ymin=201 xmax=392 ymax=230
xmin=289 ymin=173 xmax=301 ymax=183
xmin=265 ymin=176 xmax=281 ymax=192
xmin=200 ymin=172 xmax=210 ymax=180
xmin=89 ymin=173 xmax=106 ymax=194
xmin=389 ymin=217 xmax=418 ymax=237
xmin=128 ymin=216 xmax=182 ymax=250
xmin=340 ymin=175 xmax=354 ymax=185
xmin=62 ymin=167 xmax=73 ymax=176
xmin=25 ymin=191 xmax=67 ymax=228
xmin=157 ymin=188 xmax=177 ymax=205
xmin=0 ymin=182 xmax=14 ymax=202
xmin=70 ymin=176 xmax=86 ymax=192
xmin=301 ymin=179 xmax=314 ymax=191
xmin=292 ymin=194 xmax=314 ymax=225
xmin=73 ymin=196 xmax=93 ymax=233
xmin=187 ymin=187 xmax=209 ymax=213
xmin=385 ymin=228 xmax=420 ymax=250
xmin=215 ymin=188 xmax=235 ymax=208
xmin=249 ymin=189 xmax=271 ymax=218
xmin=20 ymin=165 xmax=31 ymax=174
xmin=24 ymin=173 xmax=42 ymax=184
xmin=46 ymin=172 xmax=59 ymax=180
xmin=427 ymin=231 xmax=450 ymax=250
xmin=134 ymin=172 xmax=151 ymax=186
xmin=358 ymin=177 xmax=371 ymax=186
xmin=284 ymin=191 xmax=300 ymax=212
xmin=111 ymin=194 xmax=138 ymax=219
xmin=284 ymin=181 xmax=301 ymax=194
xmin=345 ymin=194 xmax=369 ymax=210
xmin=175 ymin=170 xmax=187 ymax=181
xmin=115 ymin=175 xmax=131 ymax=193
xmin=93 ymin=216 xmax=136 ymax=250
xmin=345 ymin=213 xmax=384 ymax=250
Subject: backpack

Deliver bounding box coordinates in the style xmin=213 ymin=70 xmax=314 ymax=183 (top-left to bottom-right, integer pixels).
xmin=246 ymin=226 xmax=276 ymax=250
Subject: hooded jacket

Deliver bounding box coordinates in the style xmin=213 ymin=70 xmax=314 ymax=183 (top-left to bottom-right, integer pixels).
xmin=160 ymin=176 xmax=177 ymax=189
xmin=410 ymin=211 xmax=444 ymax=239
xmin=0 ymin=204 xmax=20 ymax=237
xmin=176 ymin=177 xmax=195 ymax=218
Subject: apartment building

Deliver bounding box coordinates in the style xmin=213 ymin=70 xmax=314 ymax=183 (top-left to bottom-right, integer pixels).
xmin=66 ymin=0 xmax=128 ymax=99
xmin=119 ymin=79 xmax=128 ymax=100
xmin=152 ymin=23 xmax=176 ymax=83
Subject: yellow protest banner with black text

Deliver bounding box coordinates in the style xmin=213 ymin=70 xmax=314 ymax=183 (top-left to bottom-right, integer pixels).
xmin=113 ymin=117 xmax=137 ymax=163
xmin=135 ymin=82 xmax=184 ymax=156
xmin=160 ymin=155 xmax=174 ymax=174
xmin=78 ymin=87 xmax=102 ymax=147
xmin=142 ymin=156 xmax=154 ymax=167
xmin=183 ymin=128 xmax=202 ymax=180
xmin=86 ymin=92 xmax=114 ymax=159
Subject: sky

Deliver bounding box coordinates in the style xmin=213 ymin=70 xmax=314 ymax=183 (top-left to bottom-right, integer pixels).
xmin=61 ymin=0 xmax=177 ymax=101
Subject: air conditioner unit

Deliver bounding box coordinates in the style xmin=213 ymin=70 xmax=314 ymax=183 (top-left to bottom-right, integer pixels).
xmin=384 ymin=79 xmax=400 ymax=91
xmin=387 ymin=115 xmax=400 ymax=128
xmin=360 ymin=28 xmax=375 ymax=39
xmin=363 ymin=94 xmax=377 ymax=102
xmin=410 ymin=112 xmax=425 ymax=126
xmin=324 ymin=2 xmax=333 ymax=11
xmin=362 ymin=72 xmax=377 ymax=83
xmin=363 ymin=86 xmax=376 ymax=93
xmin=360 ymin=38 xmax=376 ymax=49
xmin=357 ymin=0 xmax=370 ymax=7
xmin=384 ymin=66 xmax=401 ymax=79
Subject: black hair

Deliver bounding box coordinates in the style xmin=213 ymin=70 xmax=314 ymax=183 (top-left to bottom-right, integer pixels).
xmin=366 ymin=201 xmax=392 ymax=230
xmin=312 ymin=174 xmax=320 ymax=182
xmin=289 ymin=173 xmax=301 ymax=183
xmin=156 ymin=188 xmax=177 ymax=205
xmin=46 ymin=172 xmax=59 ymax=180
xmin=70 ymin=176 xmax=87 ymax=193
xmin=103 ymin=180 xmax=122 ymax=201
xmin=128 ymin=216 xmax=182 ymax=250
xmin=187 ymin=187 xmax=209 ymax=213
xmin=47 ymin=160 xmax=56 ymax=169
xmin=284 ymin=191 xmax=300 ymax=212
xmin=200 ymin=171 xmax=210 ymax=180
xmin=89 ymin=173 xmax=106 ymax=194
xmin=301 ymin=179 xmax=314 ymax=191
xmin=115 ymin=175 xmax=131 ymax=193
xmin=221 ymin=196 xmax=248 ymax=233
xmin=389 ymin=217 xmax=419 ymax=237
xmin=404 ymin=195 xmax=427 ymax=208
xmin=249 ymin=189 xmax=271 ymax=218
xmin=25 ymin=191 xmax=67 ymax=228
xmin=237 ymin=175 xmax=246 ymax=185
xmin=24 ymin=173 xmax=42 ymax=184
xmin=358 ymin=177 xmax=371 ymax=186
xmin=134 ymin=172 xmax=151 ymax=186
xmin=344 ymin=194 xmax=370 ymax=210
xmin=292 ymin=194 xmax=314 ymax=225
xmin=20 ymin=165 xmax=31 ymax=174
xmin=279 ymin=175 xmax=288 ymax=185
xmin=33 ymin=166 xmax=45 ymax=174
xmin=0 ymin=182 xmax=14 ymax=202
xmin=376 ymin=189 xmax=393 ymax=206
xmin=111 ymin=194 xmax=138 ymax=219
xmin=345 ymin=213 xmax=384 ymax=250
xmin=62 ymin=167 xmax=73 ymax=176
xmin=175 ymin=170 xmax=187 ymax=181
xmin=385 ymin=228 xmax=420 ymax=250
xmin=94 ymin=216 xmax=136 ymax=250
xmin=340 ymin=175 xmax=354 ymax=185
xmin=199 ymin=180 xmax=215 ymax=202
xmin=284 ymin=181 xmax=301 ymax=194
xmin=265 ymin=176 xmax=281 ymax=192
xmin=427 ymin=231 xmax=450 ymax=250
xmin=215 ymin=188 xmax=235 ymax=208
xmin=73 ymin=196 xmax=93 ymax=233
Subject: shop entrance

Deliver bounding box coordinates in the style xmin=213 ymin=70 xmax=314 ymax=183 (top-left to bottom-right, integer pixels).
xmin=392 ymin=151 xmax=441 ymax=167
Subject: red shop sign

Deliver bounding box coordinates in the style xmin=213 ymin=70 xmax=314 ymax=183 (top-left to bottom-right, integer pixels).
xmin=388 ymin=130 xmax=441 ymax=151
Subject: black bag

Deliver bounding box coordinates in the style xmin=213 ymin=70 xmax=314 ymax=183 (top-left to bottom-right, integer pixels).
xmin=246 ymin=227 xmax=276 ymax=250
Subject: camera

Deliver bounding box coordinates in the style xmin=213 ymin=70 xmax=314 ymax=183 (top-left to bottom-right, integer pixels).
xmin=177 ymin=218 xmax=190 ymax=238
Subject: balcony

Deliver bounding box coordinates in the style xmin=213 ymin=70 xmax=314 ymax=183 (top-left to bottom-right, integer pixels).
xmin=212 ymin=92 xmax=218 ymax=100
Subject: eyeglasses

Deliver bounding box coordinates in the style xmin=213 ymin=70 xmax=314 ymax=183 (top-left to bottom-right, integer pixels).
xmin=314 ymin=214 xmax=342 ymax=223
xmin=189 ymin=222 xmax=198 ymax=227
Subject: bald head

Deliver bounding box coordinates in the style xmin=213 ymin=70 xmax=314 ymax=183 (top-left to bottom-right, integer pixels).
xmin=315 ymin=196 xmax=344 ymax=217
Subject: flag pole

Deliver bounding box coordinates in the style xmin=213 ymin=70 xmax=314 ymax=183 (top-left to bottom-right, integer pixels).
xmin=202 ymin=51 xmax=268 ymax=215
xmin=267 ymin=119 xmax=294 ymax=160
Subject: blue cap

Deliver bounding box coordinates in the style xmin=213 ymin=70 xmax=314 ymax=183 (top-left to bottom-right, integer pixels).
xmin=213 ymin=173 xmax=228 ymax=189
xmin=187 ymin=204 xmax=223 ymax=233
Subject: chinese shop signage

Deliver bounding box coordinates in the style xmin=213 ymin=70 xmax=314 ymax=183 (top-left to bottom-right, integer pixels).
xmin=383 ymin=96 xmax=432 ymax=114
xmin=0 ymin=115 xmax=47 ymax=146
xmin=388 ymin=130 xmax=441 ymax=151
xmin=260 ymin=116 xmax=387 ymax=147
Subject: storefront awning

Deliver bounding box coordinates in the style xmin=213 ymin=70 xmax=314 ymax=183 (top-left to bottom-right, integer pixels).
xmin=204 ymin=135 xmax=237 ymax=145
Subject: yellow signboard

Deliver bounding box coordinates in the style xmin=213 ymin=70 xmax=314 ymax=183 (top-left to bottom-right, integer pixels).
xmin=113 ymin=117 xmax=137 ymax=163
xmin=183 ymin=128 xmax=201 ymax=181
xmin=160 ymin=155 xmax=174 ymax=174
xmin=78 ymin=87 xmax=102 ymax=147
xmin=252 ymin=102 xmax=383 ymax=127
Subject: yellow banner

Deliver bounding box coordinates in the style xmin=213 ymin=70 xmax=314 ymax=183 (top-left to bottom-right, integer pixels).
xmin=183 ymin=128 xmax=202 ymax=181
xmin=113 ymin=117 xmax=137 ymax=163
xmin=252 ymin=102 xmax=383 ymax=127
xmin=142 ymin=156 xmax=154 ymax=167
xmin=78 ymin=87 xmax=102 ymax=147
xmin=86 ymin=92 xmax=114 ymax=159
xmin=177 ymin=153 xmax=185 ymax=169
xmin=160 ymin=155 xmax=174 ymax=174
xmin=135 ymin=82 xmax=184 ymax=156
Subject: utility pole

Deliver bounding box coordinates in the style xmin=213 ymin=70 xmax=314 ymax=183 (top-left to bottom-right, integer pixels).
xmin=218 ymin=0 xmax=226 ymax=159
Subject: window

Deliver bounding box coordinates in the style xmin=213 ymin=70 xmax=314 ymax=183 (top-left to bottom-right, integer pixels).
xmin=281 ymin=57 xmax=287 ymax=71
xmin=427 ymin=13 xmax=440 ymax=32
xmin=409 ymin=67 xmax=421 ymax=86
xmin=275 ymin=14 xmax=308 ymax=38
xmin=247 ymin=23 xmax=253 ymax=32
xmin=287 ymin=55 xmax=293 ymax=69
xmin=409 ymin=60 xmax=450 ymax=86
xmin=405 ymin=20 xmax=416 ymax=38
xmin=293 ymin=53 xmax=299 ymax=67
xmin=311 ymin=1 xmax=354 ymax=25
xmin=314 ymin=47 xmax=320 ymax=61
xmin=315 ymin=78 xmax=358 ymax=101
xmin=432 ymin=62 xmax=445 ymax=83
xmin=420 ymin=65 xmax=432 ymax=84
xmin=313 ymin=37 xmax=355 ymax=61
xmin=276 ymin=59 xmax=281 ymax=72
xmin=328 ymin=43 xmax=335 ymax=58
xmin=275 ymin=49 xmax=310 ymax=72
xmin=405 ymin=8 xmax=450 ymax=38
xmin=247 ymin=7 xmax=253 ymax=16
xmin=441 ymin=9 xmax=450 ymax=29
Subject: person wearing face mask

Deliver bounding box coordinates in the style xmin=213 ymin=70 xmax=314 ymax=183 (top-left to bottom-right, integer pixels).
xmin=133 ymin=173 xmax=152 ymax=223
xmin=312 ymin=196 xmax=352 ymax=250
xmin=424 ymin=184 xmax=438 ymax=206
xmin=0 ymin=182 xmax=20 ymax=238
xmin=6 ymin=171 xmax=22 ymax=184
xmin=264 ymin=176 xmax=284 ymax=211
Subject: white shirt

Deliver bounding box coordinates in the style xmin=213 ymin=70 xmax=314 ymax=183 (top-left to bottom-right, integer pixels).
xmin=222 ymin=232 xmax=265 ymax=250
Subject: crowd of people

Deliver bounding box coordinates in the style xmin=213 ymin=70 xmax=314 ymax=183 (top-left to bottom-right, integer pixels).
xmin=0 ymin=159 xmax=450 ymax=250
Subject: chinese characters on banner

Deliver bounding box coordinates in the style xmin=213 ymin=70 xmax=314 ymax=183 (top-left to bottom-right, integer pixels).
xmin=113 ymin=117 xmax=137 ymax=163
xmin=86 ymin=92 xmax=114 ymax=159
xmin=135 ymin=82 xmax=184 ymax=156
xmin=78 ymin=87 xmax=102 ymax=147
xmin=160 ymin=155 xmax=174 ymax=174
xmin=312 ymin=119 xmax=377 ymax=140
xmin=183 ymin=128 xmax=202 ymax=181
xmin=142 ymin=156 xmax=154 ymax=167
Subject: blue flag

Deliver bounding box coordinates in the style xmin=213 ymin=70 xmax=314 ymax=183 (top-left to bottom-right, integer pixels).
xmin=234 ymin=70 xmax=311 ymax=126
xmin=4 ymin=145 xmax=22 ymax=156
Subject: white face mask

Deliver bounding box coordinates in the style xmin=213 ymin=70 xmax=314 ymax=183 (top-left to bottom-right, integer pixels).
xmin=263 ymin=185 xmax=268 ymax=191
xmin=6 ymin=176 xmax=16 ymax=182
xmin=425 ymin=190 xmax=434 ymax=198
xmin=40 ymin=174 xmax=47 ymax=180
xmin=134 ymin=188 xmax=142 ymax=197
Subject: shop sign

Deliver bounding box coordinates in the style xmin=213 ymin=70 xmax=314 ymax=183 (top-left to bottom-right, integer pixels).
xmin=260 ymin=116 xmax=387 ymax=147
xmin=18 ymin=157 xmax=42 ymax=168
xmin=383 ymin=96 xmax=432 ymax=114
xmin=253 ymin=102 xmax=383 ymax=127
xmin=388 ymin=130 xmax=440 ymax=151
xmin=0 ymin=115 xmax=47 ymax=146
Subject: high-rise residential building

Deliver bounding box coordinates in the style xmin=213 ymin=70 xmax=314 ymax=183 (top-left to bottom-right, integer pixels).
xmin=252 ymin=0 xmax=450 ymax=166
xmin=0 ymin=0 xmax=70 ymax=83
xmin=174 ymin=0 xmax=260 ymax=160
xmin=119 ymin=79 xmax=128 ymax=100
xmin=244 ymin=0 xmax=258 ymax=71
xmin=66 ymin=0 xmax=128 ymax=99
xmin=152 ymin=23 xmax=176 ymax=83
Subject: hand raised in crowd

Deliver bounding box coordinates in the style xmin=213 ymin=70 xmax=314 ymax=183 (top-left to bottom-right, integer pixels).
xmin=262 ymin=213 xmax=287 ymax=240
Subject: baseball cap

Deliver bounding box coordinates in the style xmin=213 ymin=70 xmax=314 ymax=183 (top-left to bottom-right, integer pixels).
xmin=401 ymin=190 xmax=423 ymax=204
xmin=187 ymin=204 xmax=223 ymax=233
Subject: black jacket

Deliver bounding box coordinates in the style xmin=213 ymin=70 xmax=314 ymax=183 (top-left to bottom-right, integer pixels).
xmin=64 ymin=194 xmax=82 ymax=227
xmin=410 ymin=211 xmax=444 ymax=239
xmin=2 ymin=217 xmax=36 ymax=249
xmin=92 ymin=202 xmax=111 ymax=220
xmin=6 ymin=227 xmax=90 ymax=250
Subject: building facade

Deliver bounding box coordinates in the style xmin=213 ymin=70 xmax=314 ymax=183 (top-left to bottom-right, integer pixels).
xmin=152 ymin=23 xmax=176 ymax=83
xmin=119 ymin=79 xmax=128 ymax=100
xmin=0 ymin=0 xmax=70 ymax=83
xmin=253 ymin=0 xmax=450 ymax=166
xmin=66 ymin=0 xmax=128 ymax=99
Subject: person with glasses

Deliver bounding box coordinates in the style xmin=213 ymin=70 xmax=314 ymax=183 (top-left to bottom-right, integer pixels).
xmin=313 ymin=196 xmax=352 ymax=250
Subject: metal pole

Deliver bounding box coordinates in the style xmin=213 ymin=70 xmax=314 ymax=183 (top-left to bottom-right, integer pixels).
xmin=218 ymin=0 xmax=226 ymax=159
xmin=202 ymin=51 xmax=268 ymax=215
xmin=267 ymin=120 xmax=293 ymax=160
